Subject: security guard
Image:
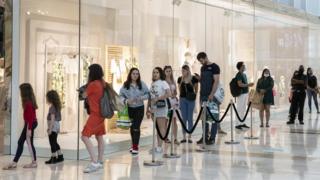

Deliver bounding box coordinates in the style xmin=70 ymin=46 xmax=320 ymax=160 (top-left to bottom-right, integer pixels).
xmin=287 ymin=65 xmax=307 ymax=125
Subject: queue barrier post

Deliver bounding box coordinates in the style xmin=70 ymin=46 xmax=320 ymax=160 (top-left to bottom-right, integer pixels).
xmin=196 ymin=101 xmax=210 ymax=152
xmin=225 ymin=99 xmax=240 ymax=145
xmin=244 ymin=104 xmax=259 ymax=140
xmin=144 ymin=115 xmax=164 ymax=166
xmin=163 ymin=107 xmax=180 ymax=159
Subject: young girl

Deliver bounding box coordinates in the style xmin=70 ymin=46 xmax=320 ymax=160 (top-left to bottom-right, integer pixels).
xmin=120 ymin=68 xmax=150 ymax=155
xmin=164 ymin=65 xmax=179 ymax=145
xmin=147 ymin=67 xmax=171 ymax=153
xmin=3 ymin=83 xmax=38 ymax=170
xmin=45 ymin=90 xmax=64 ymax=164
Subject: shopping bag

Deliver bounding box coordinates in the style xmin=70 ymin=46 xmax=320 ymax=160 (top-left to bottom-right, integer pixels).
xmin=249 ymin=89 xmax=264 ymax=110
xmin=206 ymin=101 xmax=219 ymax=123
xmin=116 ymin=106 xmax=132 ymax=130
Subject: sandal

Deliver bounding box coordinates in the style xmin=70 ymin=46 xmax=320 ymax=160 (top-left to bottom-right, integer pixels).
xmin=165 ymin=139 xmax=171 ymax=144
xmin=23 ymin=162 xmax=37 ymax=169
xmin=2 ymin=163 xmax=17 ymax=170
xmin=174 ymin=139 xmax=180 ymax=145
xmin=180 ymin=139 xmax=187 ymax=143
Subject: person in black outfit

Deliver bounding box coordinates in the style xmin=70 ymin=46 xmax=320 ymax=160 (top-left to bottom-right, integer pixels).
xmin=306 ymin=67 xmax=319 ymax=114
xmin=288 ymin=70 xmax=299 ymax=118
xmin=196 ymin=52 xmax=222 ymax=145
xmin=287 ymin=65 xmax=307 ymax=125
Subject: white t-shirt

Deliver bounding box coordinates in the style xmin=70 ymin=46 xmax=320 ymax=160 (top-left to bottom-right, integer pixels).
xmin=150 ymin=80 xmax=170 ymax=99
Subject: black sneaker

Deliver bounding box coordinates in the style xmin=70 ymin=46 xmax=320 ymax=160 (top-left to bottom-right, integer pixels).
xmin=241 ymin=124 xmax=250 ymax=128
xmin=287 ymin=121 xmax=294 ymax=125
xmin=187 ymin=139 xmax=193 ymax=143
xmin=197 ymin=137 xmax=204 ymax=144
xmin=180 ymin=139 xmax=187 ymax=143
xmin=235 ymin=125 xmax=242 ymax=130
xmin=57 ymin=155 xmax=64 ymax=163
xmin=299 ymin=121 xmax=304 ymax=125
xmin=206 ymin=138 xmax=214 ymax=145
xmin=197 ymin=137 xmax=209 ymax=144
xmin=45 ymin=157 xmax=57 ymax=164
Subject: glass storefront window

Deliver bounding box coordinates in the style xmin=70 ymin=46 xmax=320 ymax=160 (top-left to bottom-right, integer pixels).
xmin=0 ymin=0 xmax=12 ymax=155
xmin=9 ymin=0 xmax=320 ymax=159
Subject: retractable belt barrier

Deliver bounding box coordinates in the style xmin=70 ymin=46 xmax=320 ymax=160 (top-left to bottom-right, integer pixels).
xmin=232 ymin=102 xmax=252 ymax=123
xmin=155 ymin=111 xmax=173 ymax=141
xmin=153 ymin=101 xmax=251 ymax=139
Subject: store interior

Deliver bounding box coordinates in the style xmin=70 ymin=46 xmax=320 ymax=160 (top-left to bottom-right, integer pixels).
xmin=13 ymin=0 xmax=320 ymax=159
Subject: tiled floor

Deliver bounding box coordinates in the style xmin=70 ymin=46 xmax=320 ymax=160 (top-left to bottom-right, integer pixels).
xmin=1 ymin=109 xmax=320 ymax=180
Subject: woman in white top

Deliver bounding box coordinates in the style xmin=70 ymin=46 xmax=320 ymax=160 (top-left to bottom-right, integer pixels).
xmin=164 ymin=65 xmax=179 ymax=145
xmin=147 ymin=67 xmax=171 ymax=153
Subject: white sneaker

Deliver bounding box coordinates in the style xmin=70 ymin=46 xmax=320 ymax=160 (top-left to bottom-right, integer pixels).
xmin=131 ymin=149 xmax=139 ymax=155
xmin=83 ymin=162 xmax=100 ymax=173
xmin=155 ymin=147 xmax=163 ymax=154
xmin=97 ymin=161 xmax=104 ymax=169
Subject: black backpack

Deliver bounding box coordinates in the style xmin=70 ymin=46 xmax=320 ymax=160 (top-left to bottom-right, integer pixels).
xmin=229 ymin=77 xmax=242 ymax=97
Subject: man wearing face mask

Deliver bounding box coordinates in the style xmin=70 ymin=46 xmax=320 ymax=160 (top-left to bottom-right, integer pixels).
xmin=235 ymin=62 xmax=254 ymax=130
xmin=287 ymin=65 xmax=307 ymax=125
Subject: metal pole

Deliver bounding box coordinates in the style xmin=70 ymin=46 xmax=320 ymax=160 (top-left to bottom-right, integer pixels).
xmin=163 ymin=108 xmax=180 ymax=158
xmin=225 ymin=99 xmax=240 ymax=144
xmin=197 ymin=101 xmax=209 ymax=152
xmin=144 ymin=116 xmax=164 ymax=166
xmin=244 ymin=105 xmax=259 ymax=140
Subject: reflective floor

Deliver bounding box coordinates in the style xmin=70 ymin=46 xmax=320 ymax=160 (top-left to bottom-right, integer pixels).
xmin=1 ymin=109 xmax=320 ymax=180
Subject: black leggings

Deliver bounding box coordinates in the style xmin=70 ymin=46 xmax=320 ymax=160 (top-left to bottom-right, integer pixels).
xmin=48 ymin=132 xmax=61 ymax=153
xmin=14 ymin=121 xmax=37 ymax=163
xmin=128 ymin=106 xmax=144 ymax=145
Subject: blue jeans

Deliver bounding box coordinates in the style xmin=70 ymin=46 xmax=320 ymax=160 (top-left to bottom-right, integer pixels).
xmin=180 ymin=97 xmax=195 ymax=136
xmin=200 ymin=96 xmax=218 ymax=140
xmin=307 ymin=89 xmax=319 ymax=112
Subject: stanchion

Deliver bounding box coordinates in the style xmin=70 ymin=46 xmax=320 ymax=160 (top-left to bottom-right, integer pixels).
xmin=196 ymin=101 xmax=210 ymax=152
xmin=144 ymin=116 xmax=164 ymax=166
xmin=164 ymin=108 xmax=180 ymax=158
xmin=244 ymin=105 xmax=259 ymax=140
xmin=225 ymin=99 xmax=240 ymax=145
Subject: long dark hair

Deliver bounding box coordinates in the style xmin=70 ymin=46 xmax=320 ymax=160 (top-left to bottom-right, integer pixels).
xmin=124 ymin=68 xmax=142 ymax=90
xmin=46 ymin=90 xmax=62 ymax=111
xmin=19 ymin=83 xmax=38 ymax=109
xmin=88 ymin=64 xmax=104 ymax=83
xmin=261 ymin=68 xmax=271 ymax=78
xmin=152 ymin=67 xmax=165 ymax=81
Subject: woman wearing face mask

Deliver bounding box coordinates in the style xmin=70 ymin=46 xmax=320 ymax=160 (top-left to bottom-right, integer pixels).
xmin=256 ymin=68 xmax=274 ymax=127
xmin=306 ymin=68 xmax=319 ymax=114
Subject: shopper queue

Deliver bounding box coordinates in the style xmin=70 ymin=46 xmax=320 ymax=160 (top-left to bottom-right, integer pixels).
xmin=3 ymin=52 xmax=318 ymax=174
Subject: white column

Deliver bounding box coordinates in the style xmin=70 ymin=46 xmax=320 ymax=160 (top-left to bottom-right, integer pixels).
xmin=11 ymin=0 xmax=20 ymax=154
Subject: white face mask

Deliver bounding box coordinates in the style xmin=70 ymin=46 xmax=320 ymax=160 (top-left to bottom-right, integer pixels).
xmin=264 ymin=73 xmax=270 ymax=77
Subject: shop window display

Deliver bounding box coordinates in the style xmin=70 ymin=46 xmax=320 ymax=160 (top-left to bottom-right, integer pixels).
xmin=12 ymin=0 xmax=320 ymax=159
